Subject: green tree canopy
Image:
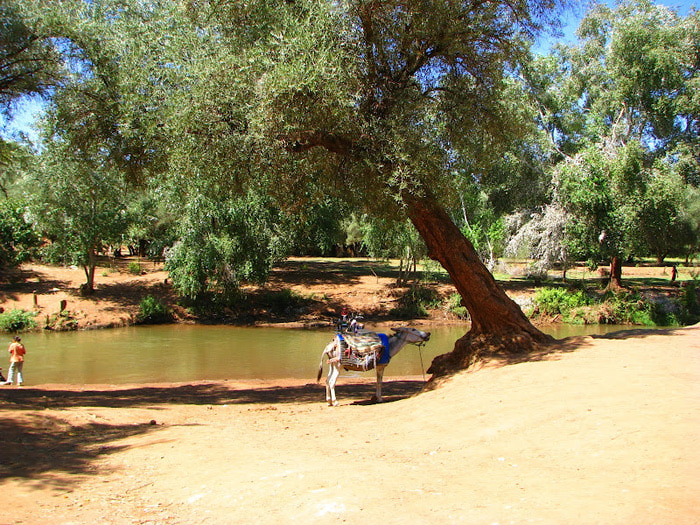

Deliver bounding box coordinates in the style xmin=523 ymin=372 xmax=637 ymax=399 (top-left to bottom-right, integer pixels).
xmin=30 ymin=140 xmax=130 ymax=294
xmin=165 ymin=188 xmax=290 ymax=303
xmin=0 ymin=197 xmax=39 ymax=276
xmin=18 ymin=0 xmax=573 ymax=371
xmin=173 ymin=0 xmax=567 ymax=369
xmin=0 ymin=1 xmax=62 ymax=114
xmin=518 ymin=1 xmax=699 ymax=284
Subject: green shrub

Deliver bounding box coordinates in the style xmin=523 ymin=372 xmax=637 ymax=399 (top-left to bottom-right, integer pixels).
xmin=0 ymin=309 xmax=37 ymax=332
xmin=390 ymin=285 xmax=438 ymax=319
xmin=46 ymin=310 xmax=79 ymax=331
xmin=666 ymin=279 xmax=700 ymax=325
xmin=0 ymin=199 xmax=40 ymax=270
xmin=533 ymin=287 xmax=592 ymax=318
xmin=445 ymin=293 xmax=469 ymax=319
xmin=261 ymin=289 xmax=308 ymax=315
xmin=127 ymin=261 xmax=141 ymax=275
xmin=571 ymin=289 xmax=675 ymax=326
xmin=598 ymin=290 xmax=656 ymax=325
xmin=680 ymin=280 xmax=699 ymax=315
xmin=137 ymin=295 xmax=172 ymax=324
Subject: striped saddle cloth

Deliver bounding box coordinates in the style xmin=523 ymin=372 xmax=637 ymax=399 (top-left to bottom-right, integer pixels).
xmin=338 ymin=332 xmax=387 ymax=371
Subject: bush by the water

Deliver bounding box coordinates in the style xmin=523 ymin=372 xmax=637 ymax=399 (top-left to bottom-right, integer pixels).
xmin=0 ymin=309 xmax=37 ymax=332
xmin=262 ymin=288 xmax=308 ymax=315
xmin=137 ymin=295 xmax=172 ymax=324
xmin=680 ymin=280 xmax=700 ymax=316
xmin=445 ymin=293 xmax=469 ymax=319
xmin=46 ymin=310 xmax=79 ymax=331
xmin=594 ymin=290 xmax=658 ymax=325
xmin=532 ymin=283 xmax=700 ymax=326
xmin=390 ymin=285 xmax=440 ymax=319
xmin=533 ymin=287 xmax=592 ymax=318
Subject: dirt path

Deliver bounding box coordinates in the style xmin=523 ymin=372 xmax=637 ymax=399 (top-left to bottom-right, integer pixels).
xmin=1 ymin=325 xmax=698 ymax=524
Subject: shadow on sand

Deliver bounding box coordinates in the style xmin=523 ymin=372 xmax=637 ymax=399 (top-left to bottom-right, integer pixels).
xmin=0 ymin=378 xmax=425 ymax=485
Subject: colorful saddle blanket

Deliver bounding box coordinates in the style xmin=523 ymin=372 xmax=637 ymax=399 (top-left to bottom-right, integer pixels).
xmin=338 ymin=332 xmax=389 ymax=371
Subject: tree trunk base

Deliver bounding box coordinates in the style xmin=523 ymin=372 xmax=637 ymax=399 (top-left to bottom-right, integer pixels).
xmin=427 ymin=329 xmax=555 ymax=378
xmin=78 ymin=283 xmax=95 ymax=296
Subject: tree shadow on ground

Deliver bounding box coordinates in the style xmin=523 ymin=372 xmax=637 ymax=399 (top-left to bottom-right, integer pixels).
xmin=90 ymin=279 xmax=174 ymax=310
xmin=270 ymin=258 xmax=400 ymax=287
xmin=589 ymin=326 xmax=680 ymax=339
xmin=0 ymin=266 xmax=71 ymax=302
xmin=0 ymin=412 xmax=159 ymax=485
xmin=482 ymin=325 xmax=688 ymax=369
xmin=0 ymin=379 xmax=425 ymax=410
xmin=0 ymin=379 xmax=424 ymax=486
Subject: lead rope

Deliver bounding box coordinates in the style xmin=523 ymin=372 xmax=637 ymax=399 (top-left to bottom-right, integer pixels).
xmin=416 ymin=341 xmax=426 ymax=382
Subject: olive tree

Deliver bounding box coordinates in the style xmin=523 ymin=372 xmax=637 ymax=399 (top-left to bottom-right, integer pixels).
xmin=522 ymin=1 xmax=699 ymax=285
xmin=165 ymin=188 xmax=290 ymax=302
xmin=23 ymin=0 xmax=571 ymax=372
xmin=30 ymin=141 xmax=130 ymax=294
xmin=166 ymin=0 xmax=571 ymax=372
xmin=0 ymin=0 xmax=62 ymax=112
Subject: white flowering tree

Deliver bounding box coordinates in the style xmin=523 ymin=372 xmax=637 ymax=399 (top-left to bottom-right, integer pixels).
xmin=505 ymin=203 xmax=570 ymax=279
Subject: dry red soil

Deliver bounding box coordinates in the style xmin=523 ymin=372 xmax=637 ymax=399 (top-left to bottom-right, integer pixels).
xmin=0 ymin=259 xmax=697 ymax=524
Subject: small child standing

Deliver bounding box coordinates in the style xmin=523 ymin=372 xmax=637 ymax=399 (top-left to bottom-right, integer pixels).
xmin=4 ymin=336 xmax=26 ymax=386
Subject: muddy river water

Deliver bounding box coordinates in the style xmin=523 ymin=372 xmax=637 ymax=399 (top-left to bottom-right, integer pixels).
xmin=8 ymin=323 xmax=643 ymax=385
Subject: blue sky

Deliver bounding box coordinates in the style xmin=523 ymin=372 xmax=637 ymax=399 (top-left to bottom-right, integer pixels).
xmin=1 ymin=99 xmax=44 ymax=142
xmin=1 ymin=0 xmax=697 ymax=142
xmin=534 ymin=0 xmax=696 ymax=52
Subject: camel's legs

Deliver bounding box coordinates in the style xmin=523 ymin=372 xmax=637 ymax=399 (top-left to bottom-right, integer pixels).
xmin=326 ymin=363 xmax=340 ymax=406
xmin=374 ymin=365 xmax=386 ymax=403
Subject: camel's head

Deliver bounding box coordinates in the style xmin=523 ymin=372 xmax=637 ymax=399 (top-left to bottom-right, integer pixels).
xmin=392 ymin=326 xmax=431 ymax=344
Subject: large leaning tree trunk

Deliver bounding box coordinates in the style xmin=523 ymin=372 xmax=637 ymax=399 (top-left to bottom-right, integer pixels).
xmin=283 ymin=132 xmax=554 ymax=376
xmin=402 ymin=190 xmax=554 ymax=376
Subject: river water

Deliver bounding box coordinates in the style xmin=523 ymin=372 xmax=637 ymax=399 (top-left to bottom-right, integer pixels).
xmin=5 ymin=323 xmax=644 ymax=385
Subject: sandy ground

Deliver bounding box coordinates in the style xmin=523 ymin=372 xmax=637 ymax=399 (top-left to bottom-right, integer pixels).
xmin=0 ymin=258 xmax=698 ymax=524
xmin=0 ymin=324 xmax=698 ymax=524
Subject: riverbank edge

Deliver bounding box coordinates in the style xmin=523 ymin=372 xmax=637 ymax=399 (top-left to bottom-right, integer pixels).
xmin=2 ymin=258 xmax=693 ymax=334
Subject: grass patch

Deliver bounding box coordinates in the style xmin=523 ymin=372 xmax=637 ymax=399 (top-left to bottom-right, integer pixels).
xmin=137 ymin=295 xmax=172 ymax=324
xmin=127 ymin=261 xmax=141 ymax=275
xmin=0 ymin=309 xmax=37 ymax=332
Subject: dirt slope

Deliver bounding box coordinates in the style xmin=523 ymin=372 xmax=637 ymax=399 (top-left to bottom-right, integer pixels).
xmin=0 ymin=258 xmax=463 ymax=330
xmin=0 ymin=325 xmax=698 ymax=524
xmin=0 ymin=257 xmax=687 ymax=330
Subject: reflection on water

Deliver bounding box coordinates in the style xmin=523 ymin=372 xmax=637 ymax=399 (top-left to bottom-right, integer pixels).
xmin=9 ymin=322 xmax=657 ymax=385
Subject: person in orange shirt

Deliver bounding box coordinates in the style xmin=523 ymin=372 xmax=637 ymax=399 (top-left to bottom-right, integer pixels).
xmin=4 ymin=335 xmax=26 ymax=386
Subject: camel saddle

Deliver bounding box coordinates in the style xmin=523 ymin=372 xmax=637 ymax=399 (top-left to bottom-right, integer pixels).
xmin=338 ymin=332 xmax=389 ymax=371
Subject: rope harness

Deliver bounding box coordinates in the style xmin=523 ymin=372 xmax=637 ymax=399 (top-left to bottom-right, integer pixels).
xmin=415 ymin=340 xmax=427 ymax=382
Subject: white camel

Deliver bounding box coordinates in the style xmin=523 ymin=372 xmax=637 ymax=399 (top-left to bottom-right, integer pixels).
xmin=317 ymin=326 xmax=430 ymax=406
